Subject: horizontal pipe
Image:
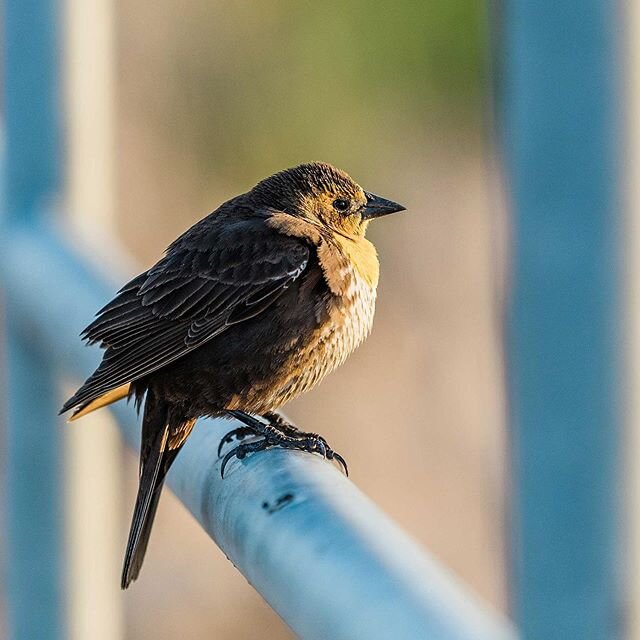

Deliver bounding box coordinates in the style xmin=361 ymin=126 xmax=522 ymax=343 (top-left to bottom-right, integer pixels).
xmin=0 ymin=220 xmax=517 ymax=640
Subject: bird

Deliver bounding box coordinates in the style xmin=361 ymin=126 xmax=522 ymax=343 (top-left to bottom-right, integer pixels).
xmin=60 ymin=161 xmax=405 ymax=588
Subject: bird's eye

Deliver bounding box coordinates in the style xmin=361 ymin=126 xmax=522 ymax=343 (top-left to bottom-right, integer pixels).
xmin=332 ymin=199 xmax=350 ymax=213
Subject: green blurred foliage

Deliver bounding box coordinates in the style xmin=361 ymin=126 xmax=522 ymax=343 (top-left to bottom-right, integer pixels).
xmin=129 ymin=0 xmax=487 ymax=185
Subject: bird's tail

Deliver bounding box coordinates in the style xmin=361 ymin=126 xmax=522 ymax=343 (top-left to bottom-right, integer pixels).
xmin=121 ymin=392 xmax=181 ymax=589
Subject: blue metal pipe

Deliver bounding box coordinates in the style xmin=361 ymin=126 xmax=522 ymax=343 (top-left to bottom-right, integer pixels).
xmin=501 ymin=1 xmax=621 ymax=638
xmin=0 ymin=221 xmax=517 ymax=640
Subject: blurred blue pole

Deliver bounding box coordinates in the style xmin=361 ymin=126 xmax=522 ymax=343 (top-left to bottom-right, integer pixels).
xmin=502 ymin=2 xmax=621 ymax=639
xmin=2 ymin=0 xmax=65 ymax=639
xmin=5 ymin=329 xmax=65 ymax=640
xmin=4 ymin=0 xmax=61 ymax=220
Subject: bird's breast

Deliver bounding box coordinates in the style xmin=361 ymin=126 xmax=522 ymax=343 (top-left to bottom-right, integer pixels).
xmin=329 ymin=267 xmax=378 ymax=358
xmin=203 ymin=226 xmax=381 ymax=413
xmin=273 ymin=265 xmax=377 ymax=405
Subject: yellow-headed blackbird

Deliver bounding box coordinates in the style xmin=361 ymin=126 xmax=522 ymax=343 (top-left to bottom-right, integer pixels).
xmin=60 ymin=162 xmax=405 ymax=588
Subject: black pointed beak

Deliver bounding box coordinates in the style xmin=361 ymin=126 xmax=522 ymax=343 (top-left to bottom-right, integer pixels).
xmin=362 ymin=192 xmax=406 ymax=220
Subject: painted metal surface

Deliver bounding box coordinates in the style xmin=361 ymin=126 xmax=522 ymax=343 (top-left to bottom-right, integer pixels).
xmin=2 ymin=0 xmax=65 ymax=638
xmin=501 ymin=1 xmax=621 ymax=639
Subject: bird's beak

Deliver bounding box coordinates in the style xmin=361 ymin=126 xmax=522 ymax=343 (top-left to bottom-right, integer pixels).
xmin=361 ymin=192 xmax=406 ymax=220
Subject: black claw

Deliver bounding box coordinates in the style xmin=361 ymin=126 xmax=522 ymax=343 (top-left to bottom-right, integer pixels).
xmin=329 ymin=451 xmax=349 ymax=477
xmin=220 ymin=439 xmax=270 ymax=478
xmin=218 ymin=434 xmax=233 ymax=458
xmin=294 ymin=434 xmax=348 ymax=475
xmin=217 ymin=426 xmax=257 ymax=457
xmin=220 ymin=450 xmax=235 ymax=479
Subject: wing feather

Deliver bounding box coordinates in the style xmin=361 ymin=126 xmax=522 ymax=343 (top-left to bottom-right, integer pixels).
xmin=61 ymin=216 xmax=310 ymax=415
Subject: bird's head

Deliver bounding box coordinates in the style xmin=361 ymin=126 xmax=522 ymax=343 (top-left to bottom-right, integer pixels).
xmin=250 ymin=162 xmax=405 ymax=238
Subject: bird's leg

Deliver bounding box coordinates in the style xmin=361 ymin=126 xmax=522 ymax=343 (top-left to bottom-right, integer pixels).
xmin=262 ymin=411 xmax=304 ymax=436
xmin=217 ymin=410 xmax=298 ymax=457
xmin=219 ymin=410 xmax=348 ymax=477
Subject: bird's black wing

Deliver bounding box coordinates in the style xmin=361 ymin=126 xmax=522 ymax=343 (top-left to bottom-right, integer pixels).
xmin=61 ymin=216 xmax=309 ymax=414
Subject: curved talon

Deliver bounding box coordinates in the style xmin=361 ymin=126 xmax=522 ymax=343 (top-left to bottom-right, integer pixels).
xmin=217 ymin=427 xmax=257 ymax=457
xmin=328 ymin=451 xmax=349 ymax=477
xmin=217 ymin=433 xmax=234 ymax=458
xmin=297 ymin=434 xmax=347 ymax=474
xmin=220 ymin=450 xmax=235 ymax=479
xmin=220 ymin=438 xmax=271 ymax=478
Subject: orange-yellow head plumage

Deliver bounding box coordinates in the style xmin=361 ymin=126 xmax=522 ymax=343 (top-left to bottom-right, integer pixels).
xmin=251 ymin=161 xmax=404 ymax=239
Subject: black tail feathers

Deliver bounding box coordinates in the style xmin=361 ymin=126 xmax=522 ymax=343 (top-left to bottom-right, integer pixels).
xmin=121 ymin=393 xmax=181 ymax=589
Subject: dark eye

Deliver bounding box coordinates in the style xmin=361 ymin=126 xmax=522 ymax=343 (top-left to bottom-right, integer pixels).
xmin=333 ymin=199 xmax=350 ymax=213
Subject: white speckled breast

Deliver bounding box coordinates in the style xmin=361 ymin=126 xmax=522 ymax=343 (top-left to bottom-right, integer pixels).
xmin=273 ymin=266 xmax=377 ymax=406
xmin=331 ymin=269 xmax=378 ymax=362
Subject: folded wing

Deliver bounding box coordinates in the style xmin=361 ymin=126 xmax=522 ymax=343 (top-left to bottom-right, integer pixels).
xmin=61 ymin=215 xmax=309 ymax=415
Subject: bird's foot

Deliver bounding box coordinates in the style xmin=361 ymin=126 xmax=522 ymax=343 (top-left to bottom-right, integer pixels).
xmin=219 ymin=411 xmax=348 ymax=477
xmin=262 ymin=412 xmax=347 ymax=471
xmin=217 ymin=411 xmax=310 ymax=456
xmin=291 ymin=433 xmax=349 ymax=476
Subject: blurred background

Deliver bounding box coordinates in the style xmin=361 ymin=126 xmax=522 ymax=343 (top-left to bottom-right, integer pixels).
xmin=2 ymin=0 xmax=633 ymax=638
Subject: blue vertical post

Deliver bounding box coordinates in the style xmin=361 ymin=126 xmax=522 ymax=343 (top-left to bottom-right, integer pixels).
xmin=2 ymin=0 xmax=65 ymax=639
xmin=4 ymin=0 xmax=61 ymax=218
xmin=5 ymin=331 xmax=65 ymax=640
xmin=502 ymin=2 xmax=621 ymax=640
